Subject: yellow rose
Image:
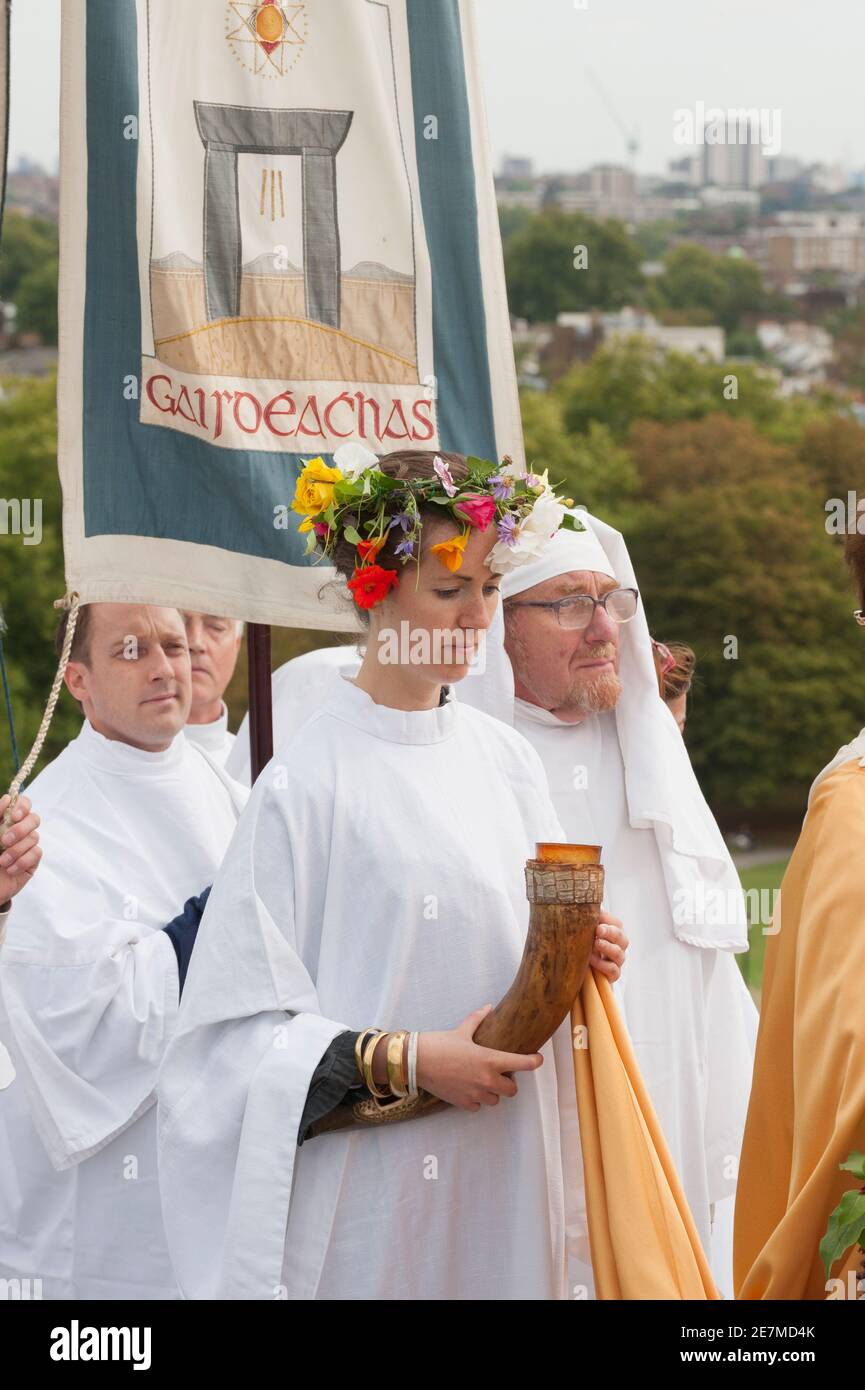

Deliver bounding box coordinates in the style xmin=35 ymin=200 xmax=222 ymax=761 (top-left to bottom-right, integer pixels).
xmin=291 ymin=457 xmax=344 ymax=518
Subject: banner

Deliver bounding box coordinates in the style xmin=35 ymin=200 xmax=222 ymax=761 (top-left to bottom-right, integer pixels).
xmin=58 ymin=0 xmax=523 ymax=627
xmin=0 ymin=0 xmax=9 ymax=235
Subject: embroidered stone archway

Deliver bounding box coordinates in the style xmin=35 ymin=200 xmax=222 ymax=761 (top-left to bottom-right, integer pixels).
xmin=193 ymin=102 xmax=353 ymax=326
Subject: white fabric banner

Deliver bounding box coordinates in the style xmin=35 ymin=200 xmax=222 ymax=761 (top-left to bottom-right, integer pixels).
xmin=58 ymin=0 xmax=522 ymax=628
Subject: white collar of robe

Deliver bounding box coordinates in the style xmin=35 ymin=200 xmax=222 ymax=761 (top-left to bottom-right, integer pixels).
xmin=76 ymin=718 xmax=188 ymax=776
xmin=326 ymin=675 xmax=458 ymax=745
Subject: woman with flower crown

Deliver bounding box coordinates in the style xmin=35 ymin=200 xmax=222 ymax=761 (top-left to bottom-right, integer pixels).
xmin=157 ymin=448 xmax=628 ymax=1301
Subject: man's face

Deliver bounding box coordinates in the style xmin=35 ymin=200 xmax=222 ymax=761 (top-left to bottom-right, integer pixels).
xmin=64 ymin=605 xmax=192 ymax=750
xmin=504 ymin=569 xmax=623 ymax=721
xmin=181 ymin=612 xmax=242 ymax=719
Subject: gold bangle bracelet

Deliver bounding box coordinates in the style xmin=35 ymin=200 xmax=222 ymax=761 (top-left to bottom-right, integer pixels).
xmin=362 ymin=1032 xmax=392 ymax=1100
xmin=387 ymin=1030 xmax=409 ymax=1098
xmin=354 ymin=1027 xmax=383 ymax=1085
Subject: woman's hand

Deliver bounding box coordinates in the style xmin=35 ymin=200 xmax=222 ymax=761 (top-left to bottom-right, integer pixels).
xmin=0 ymin=795 xmax=42 ymax=906
xmin=590 ymin=910 xmax=628 ymax=982
xmin=414 ymin=1006 xmax=543 ymax=1112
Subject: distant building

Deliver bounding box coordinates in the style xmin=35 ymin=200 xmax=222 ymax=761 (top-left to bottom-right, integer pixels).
xmin=765 ymin=155 xmax=804 ymax=183
xmin=766 ymin=212 xmax=865 ymax=279
xmin=562 ymin=308 xmax=725 ymax=363
xmin=500 ymin=155 xmax=535 ymax=181
xmin=807 ymin=162 xmax=849 ymax=196
xmin=550 ymin=165 xmax=698 ymax=223
xmin=495 ymin=184 xmax=544 ymax=211
xmin=668 ymin=155 xmax=703 ymax=188
xmin=700 ymin=116 xmax=766 ymax=189
xmin=6 ymin=164 xmax=59 ymax=221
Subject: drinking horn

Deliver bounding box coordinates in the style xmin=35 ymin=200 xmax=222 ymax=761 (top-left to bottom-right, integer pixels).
xmin=307 ymin=843 xmax=604 ymax=1137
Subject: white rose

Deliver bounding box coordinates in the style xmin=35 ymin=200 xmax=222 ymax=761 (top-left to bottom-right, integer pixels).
xmin=521 ymin=490 xmax=565 ymax=539
xmin=333 ymin=443 xmax=379 ymax=482
xmin=486 ymin=539 xmax=523 ymax=575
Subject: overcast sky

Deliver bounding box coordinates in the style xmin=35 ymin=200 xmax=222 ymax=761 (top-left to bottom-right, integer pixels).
xmin=9 ymin=1 xmax=865 ymax=177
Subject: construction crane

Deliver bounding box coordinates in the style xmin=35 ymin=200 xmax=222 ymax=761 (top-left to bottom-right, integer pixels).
xmin=586 ymin=67 xmax=640 ymax=170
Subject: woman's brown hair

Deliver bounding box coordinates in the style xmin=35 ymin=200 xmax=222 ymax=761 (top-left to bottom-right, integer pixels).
xmin=652 ymin=640 xmax=696 ymax=702
xmin=329 ymin=449 xmax=469 ymax=584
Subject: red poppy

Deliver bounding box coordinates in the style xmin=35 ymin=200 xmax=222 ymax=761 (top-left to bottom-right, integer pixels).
xmin=347 ymin=564 xmax=399 ymax=609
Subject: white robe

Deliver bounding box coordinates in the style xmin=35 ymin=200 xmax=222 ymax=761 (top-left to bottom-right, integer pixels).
xmin=512 ymin=698 xmax=757 ymax=1291
xmin=217 ymin=632 xmax=757 ymax=1294
xmin=0 ymin=722 xmax=246 ymax=1299
xmin=225 ymin=646 xmax=361 ymax=784
xmin=158 ymin=677 xmax=589 ymax=1301
xmin=184 ymin=701 xmax=236 ymax=768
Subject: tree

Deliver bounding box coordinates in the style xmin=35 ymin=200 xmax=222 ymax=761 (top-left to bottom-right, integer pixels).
xmin=0 ymin=377 xmax=72 ymax=789
xmin=555 ymin=337 xmax=786 ymax=441
xmin=622 ymin=414 xmax=865 ymax=812
xmin=647 ymin=244 xmax=766 ymax=333
xmin=796 ymin=413 xmax=865 ymax=500
xmin=15 ymin=257 xmax=59 ymax=341
xmin=827 ymin=306 xmax=865 ymax=393
xmin=504 ymin=210 xmax=645 ymax=322
xmin=521 ymin=390 xmax=638 ymax=521
xmin=497 ymin=204 xmax=533 ymax=245
xmin=0 ymin=211 xmax=59 ymax=305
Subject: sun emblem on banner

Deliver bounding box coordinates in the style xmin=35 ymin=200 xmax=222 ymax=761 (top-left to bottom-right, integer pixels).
xmin=226 ymin=2 xmax=308 ymax=77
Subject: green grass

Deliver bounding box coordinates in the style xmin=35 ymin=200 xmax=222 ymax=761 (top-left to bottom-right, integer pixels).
xmin=736 ymin=858 xmax=790 ymax=1001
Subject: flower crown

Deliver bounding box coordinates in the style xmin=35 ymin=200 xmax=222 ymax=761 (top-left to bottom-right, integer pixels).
xmin=291 ymin=444 xmax=583 ymax=610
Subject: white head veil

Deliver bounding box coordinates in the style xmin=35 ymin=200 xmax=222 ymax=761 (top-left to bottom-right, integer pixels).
xmin=461 ymin=510 xmax=748 ymax=950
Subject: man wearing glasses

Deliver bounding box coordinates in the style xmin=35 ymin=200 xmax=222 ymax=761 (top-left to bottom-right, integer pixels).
xmin=735 ymin=528 xmax=865 ymax=1299
xmin=460 ymin=510 xmax=758 ymax=1298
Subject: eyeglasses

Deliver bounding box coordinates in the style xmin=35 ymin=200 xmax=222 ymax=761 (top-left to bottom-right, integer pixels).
xmin=505 ymin=587 xmax=639 ymax=630
xmin=855 ymin=610 xmax=865 ymax=627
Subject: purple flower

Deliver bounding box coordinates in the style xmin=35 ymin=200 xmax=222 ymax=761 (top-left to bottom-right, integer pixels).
xmin=489 ymin=474 xmax=514 ymax=501
xmin=496 ymin=514 xmax=519 ymax=547
xmin=433 ymin=455 xmax=458 ymax=497
xmin=389 ymin=512 xmax=412 ymax=533
xmin=395 ymin=537 xmax=415 ymax=558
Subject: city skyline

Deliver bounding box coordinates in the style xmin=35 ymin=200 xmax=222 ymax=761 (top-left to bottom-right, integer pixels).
xmin=7 ymin=1 xmax=865 ymax=179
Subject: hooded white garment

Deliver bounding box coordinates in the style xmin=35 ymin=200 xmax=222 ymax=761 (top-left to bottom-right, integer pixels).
xmin=0 ymin=721 xmax=246 ymax=1300
xmin=458 ymin=512 xmax=758 ymax=1294
xmin=184 ymin=701 xmax=236 ymax=767
xmin=158 ymin=676 xmax=589 ymax=1301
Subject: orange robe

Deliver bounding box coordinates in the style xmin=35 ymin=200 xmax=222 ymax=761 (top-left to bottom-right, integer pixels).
xmin=573 ymin=973 xmax=718 ymax=1300
xmin=735 ymin=758 xmax=865 ymax=1299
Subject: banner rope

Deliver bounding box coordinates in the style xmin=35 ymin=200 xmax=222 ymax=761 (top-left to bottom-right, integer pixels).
xmin=0 ymin=611 xmax=19 ymax=773
xmin=1 ymin=592 xmax=80 ymax=832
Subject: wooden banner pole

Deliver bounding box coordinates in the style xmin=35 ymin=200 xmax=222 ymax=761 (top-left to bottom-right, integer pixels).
xmin=247 ymin=623 xmax=274 ymax=784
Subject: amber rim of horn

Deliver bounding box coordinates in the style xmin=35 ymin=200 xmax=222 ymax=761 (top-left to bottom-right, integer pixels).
xmin=535 ymin=842 xmax=602 ymax=865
